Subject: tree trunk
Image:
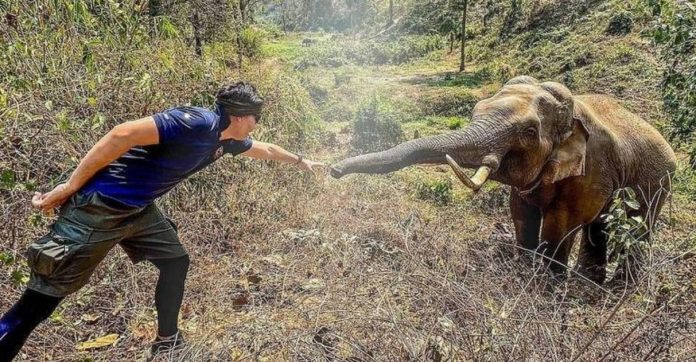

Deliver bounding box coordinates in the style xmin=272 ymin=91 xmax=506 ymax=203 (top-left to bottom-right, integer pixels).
xmin=282 ymin=1 xmax=288 ymax=32
xmin=459 ymin=0 xmax=468 ymax=72
xmin=239 ymin=0 xmax=247 ymax=23
xmin=483 ymin=0 xmax=493 ymax=28
xmin=388 ymin=0 xmax=394 ymax=26
xmin=449 ymin=32 xmax=454 ymax=53
xmin=192 ymin=11 xmax=202 ymax=57
xmin=236 ymin=1 xmax=244 ymax=69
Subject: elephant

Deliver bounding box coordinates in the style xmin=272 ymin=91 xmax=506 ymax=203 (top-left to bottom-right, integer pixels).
xmin=330 ymin=76 xmax=676 ymax=284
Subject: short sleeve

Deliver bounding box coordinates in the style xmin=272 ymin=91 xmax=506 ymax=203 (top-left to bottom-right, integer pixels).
xmin=223 ymin=137 xmax=253 ymax=156
xmin=152 ymin=107 xmax=215 ymax=144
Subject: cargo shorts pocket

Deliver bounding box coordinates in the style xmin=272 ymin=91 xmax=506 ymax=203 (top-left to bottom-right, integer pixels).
xmin=26 ymin=223 xmax=93 ymax=277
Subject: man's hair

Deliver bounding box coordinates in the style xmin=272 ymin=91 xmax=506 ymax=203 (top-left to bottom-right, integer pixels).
xmin=215 ymin=81 xmax=264 ymax=121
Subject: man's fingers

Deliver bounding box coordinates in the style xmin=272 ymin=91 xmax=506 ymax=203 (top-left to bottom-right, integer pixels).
xmin=31 ymin=193 xmax=45 ymax=208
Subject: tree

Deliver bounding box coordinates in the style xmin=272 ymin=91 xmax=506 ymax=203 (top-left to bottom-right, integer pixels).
xmin=399 ymin=0 xmax=474 ymax=72
xmin=500 ymin=0 xmax=521 ymax=39
xmin=458 ymin=0 xmax=468 ymax=72
xmin=388 ymin=0 xmax=394 ymax=26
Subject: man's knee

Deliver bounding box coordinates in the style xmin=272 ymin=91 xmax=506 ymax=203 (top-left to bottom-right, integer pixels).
xmin=151 ymin=254 xmax=190 ymax=276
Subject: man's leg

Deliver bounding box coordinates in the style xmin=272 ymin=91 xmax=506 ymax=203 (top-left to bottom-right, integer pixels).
xmin=0 ymin=289 xmax=63 ymax=361
xmin=150 ymin=255 xmax=190 ymax=338
xmin=119 ymin=205 xmax=189 ymax=356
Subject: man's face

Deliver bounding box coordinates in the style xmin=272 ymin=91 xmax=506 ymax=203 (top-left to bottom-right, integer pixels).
xmin=229 ymin=115 xmax=257 ymax=140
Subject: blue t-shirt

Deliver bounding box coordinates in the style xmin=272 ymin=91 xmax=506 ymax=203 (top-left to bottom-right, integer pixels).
xmin=80 ymin=106 xmax=253 ymax=207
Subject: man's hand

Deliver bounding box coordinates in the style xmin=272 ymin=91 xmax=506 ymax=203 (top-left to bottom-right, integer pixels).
xmin=31 ymin=183 xmax=75 ymax=215
xmin=296 ymin=159 xmax=325 ymax=173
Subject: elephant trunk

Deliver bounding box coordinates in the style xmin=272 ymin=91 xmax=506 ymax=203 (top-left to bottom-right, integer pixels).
xmin=331 ymin=121 xmax=509 ymax=186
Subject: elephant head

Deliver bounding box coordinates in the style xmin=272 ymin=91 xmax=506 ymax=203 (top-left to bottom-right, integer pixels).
xmin=330 ymin=76 xmax=590 ymax=191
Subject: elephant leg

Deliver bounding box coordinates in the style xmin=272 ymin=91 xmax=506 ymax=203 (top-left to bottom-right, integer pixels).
xmin=540 ymin=205 xmax=583 ymax=277
xmin=577 ymin=222 xmax=608 ymax=284
xmin=510 ymin=191 xmax=542 ymax=251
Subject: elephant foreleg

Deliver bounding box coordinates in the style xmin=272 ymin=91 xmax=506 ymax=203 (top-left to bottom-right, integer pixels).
xmin=510 ymin=191 xmax=542 ymax=250
xmin=540 ymin=205 xmax=583 ymax=276
xmin=577 ymin=222 xmax=608 ymax=284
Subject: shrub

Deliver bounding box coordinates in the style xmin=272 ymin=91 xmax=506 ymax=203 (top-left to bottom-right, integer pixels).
xmin=415 ymin=178 xmax=453 ymax=205
xmin=239 ymin=26 xmax=264 ymax=58
xmin=606 ymin=11 xmax=634 ymax=36
xmin=350 ymin=97 xmax=404 ymax=153
xmin=422 ymin=116 xmax=466 ymax=130
xmin=446 ymin=117 xmax=463 ymax=130
xmin=600 ymin=187 xmax=650 ymax=279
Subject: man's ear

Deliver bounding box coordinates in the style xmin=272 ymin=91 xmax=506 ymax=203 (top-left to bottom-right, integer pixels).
xmin=538 ymin=117 xmax=590 ymax=184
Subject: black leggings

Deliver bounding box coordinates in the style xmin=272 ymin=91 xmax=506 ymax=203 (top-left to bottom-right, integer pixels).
xmin=0 ymin=254 xmax=189 ymax=361
xmin=0 ymin=289 xmax=63 ymax=362
xmin=151 ymin=254 xmax=190 ymax=337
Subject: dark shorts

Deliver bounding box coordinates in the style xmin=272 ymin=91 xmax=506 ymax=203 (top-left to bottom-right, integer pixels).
xmin=26 ymin=192 xmax=187 ymax=297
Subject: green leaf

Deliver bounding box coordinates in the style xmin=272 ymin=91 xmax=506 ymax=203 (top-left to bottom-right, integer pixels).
xmin=624 ymin=200 xmax=640 ymax=210
xmin=29 ymin=213 xmax=43 ymax=227
xmin=1 ymin=169 xmax=16 ymax=189
xmin=0 ymin=251 xmax=14 ymax=265
xmin=91 ymin=113 xmax=106 ymax=130
xmin=11 ymin=269 xmax=29 ymax=286
xmin=630 ymin=215 xmax=644 ymax=224
xmin=56 ymin=111 xmax=70 ymax=131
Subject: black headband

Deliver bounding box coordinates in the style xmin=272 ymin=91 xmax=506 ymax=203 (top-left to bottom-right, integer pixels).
xmin=215 ymin=98 xmax=263 ymax=116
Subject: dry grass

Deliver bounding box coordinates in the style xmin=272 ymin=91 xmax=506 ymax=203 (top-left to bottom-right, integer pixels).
xmin=2 ymin=159 xmax=695 ymax=360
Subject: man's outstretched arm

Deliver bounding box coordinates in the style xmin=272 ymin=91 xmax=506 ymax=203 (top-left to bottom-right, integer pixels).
xmin=242 ymin=141 xmax=324 ymax=172
xmin=32 ymin=117 xmax=159 ymax=213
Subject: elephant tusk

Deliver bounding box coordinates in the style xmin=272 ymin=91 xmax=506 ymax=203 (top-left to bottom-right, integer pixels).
xmin=445 ymin=154 xmax=491 ymax=192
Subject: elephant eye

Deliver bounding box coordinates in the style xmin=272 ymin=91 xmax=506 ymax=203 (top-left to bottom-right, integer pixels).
xmin=525 ymin=126 xmax=538 ymax=138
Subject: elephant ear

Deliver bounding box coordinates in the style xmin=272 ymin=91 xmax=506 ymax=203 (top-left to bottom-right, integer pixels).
xmin=539 ymin=82 xmax=575 ymax=135
xmin=539 ymin=117 xmax=590 ymax=184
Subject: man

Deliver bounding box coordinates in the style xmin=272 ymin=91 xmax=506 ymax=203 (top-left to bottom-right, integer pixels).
xmin=0 ymin=82 xmax=323 ymax=360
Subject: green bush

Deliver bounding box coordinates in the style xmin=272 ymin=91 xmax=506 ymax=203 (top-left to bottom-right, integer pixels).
xmin=646 ymin=0 xmax=696 ymax=166
xmin=240 ymin=26 xmax=264 ymax=58
xmin=600 ymin=187 xmax=650 ymax=278
xmin=421 ymin=116 xmax=466 ymax=131
xmin=350 ymin=97 xmax=404 ymax=153
xmin=606 ymin=11 xmax=634 ymax=36
xmin=446 ymin=118 xmax=462 ymax=130
xmin=415 ymin=178 xmax=453 ymax=205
